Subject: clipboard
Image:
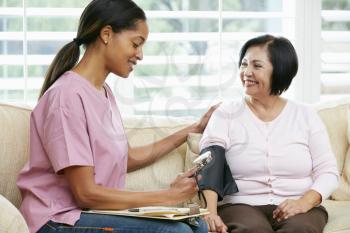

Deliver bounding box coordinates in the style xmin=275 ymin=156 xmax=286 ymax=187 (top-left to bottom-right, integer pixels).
xmin=83 ymin=206 xmax=209 ymax=221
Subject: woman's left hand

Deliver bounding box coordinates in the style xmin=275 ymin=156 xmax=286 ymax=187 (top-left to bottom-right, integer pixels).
xmin=194 ymin=103 xmax=221 ymax=133
xmin=272 ymin=198 xmax=313 ymax=221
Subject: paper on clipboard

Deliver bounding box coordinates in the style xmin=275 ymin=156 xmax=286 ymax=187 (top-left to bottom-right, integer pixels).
xmin=83 ymin=206 xmax=209 ymax=221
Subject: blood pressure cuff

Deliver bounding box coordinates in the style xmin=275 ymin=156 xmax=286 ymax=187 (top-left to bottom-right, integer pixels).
xmin=198 ymin=145 xmax=238 ymax=201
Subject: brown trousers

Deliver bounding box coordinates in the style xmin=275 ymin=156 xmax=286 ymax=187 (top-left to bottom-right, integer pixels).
xmin=218 ymin=203 xmax=328 ymax=233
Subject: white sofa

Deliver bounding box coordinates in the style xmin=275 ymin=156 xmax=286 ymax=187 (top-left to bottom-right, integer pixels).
xmin=0 ymin=98 xmax=350 ymax=233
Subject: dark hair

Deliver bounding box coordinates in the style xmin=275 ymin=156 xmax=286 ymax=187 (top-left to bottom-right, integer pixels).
xmin=39 ymin=0 xmax=146 ymax=98
xmin=238 ymin=34 xmax=298 ymax=96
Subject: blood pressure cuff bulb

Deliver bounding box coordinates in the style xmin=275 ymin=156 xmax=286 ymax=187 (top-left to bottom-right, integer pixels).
xmin=198 ymin=145 xmax=238 ymax=201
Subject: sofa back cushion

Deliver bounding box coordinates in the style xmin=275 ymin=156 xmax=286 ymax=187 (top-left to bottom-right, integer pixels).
xmin=123 ymin=116 xmax=194 ymax=194
xmin=0 ymin=104 xmax=31 ymax=208
xmin=315 ymin=99 xmax=350 ymax=200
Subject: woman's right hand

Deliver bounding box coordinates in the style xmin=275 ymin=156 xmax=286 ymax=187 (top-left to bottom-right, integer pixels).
xmin=169 ymin=168 xmax=199 ymax=203
xmin=204 ymin=213 xmax=228 ymax=233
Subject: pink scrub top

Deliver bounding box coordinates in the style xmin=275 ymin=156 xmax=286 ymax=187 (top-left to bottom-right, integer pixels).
xmin=17 ymin=71 xmax=129 ymax=233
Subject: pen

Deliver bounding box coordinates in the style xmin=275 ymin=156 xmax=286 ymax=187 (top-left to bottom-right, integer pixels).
xmin=128 ymin=208 xmax=140 ymax=212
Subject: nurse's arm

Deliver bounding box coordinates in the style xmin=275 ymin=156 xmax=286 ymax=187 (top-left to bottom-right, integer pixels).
xmin=127 ymin=104 xmax=219 ymax=172
xmin=63 ymin=165 xmax=198 ymax=210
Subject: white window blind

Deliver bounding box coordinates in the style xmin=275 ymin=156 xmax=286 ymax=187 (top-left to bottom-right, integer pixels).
xmin=0 ymin=0 xmax=348 ymax=116
xmin=0 ymin=0 xmax=89 ymax=106
xmin=320 ymin=0 xmax=350 ymax=100
xmin=115 ymin=0 xmax=295 ymax=116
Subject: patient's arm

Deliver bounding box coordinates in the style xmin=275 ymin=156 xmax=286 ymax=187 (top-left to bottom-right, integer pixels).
xmin=203 ymin=190 xmax=228 ymax=233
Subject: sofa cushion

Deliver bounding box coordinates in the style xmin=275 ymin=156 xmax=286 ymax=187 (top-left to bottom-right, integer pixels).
xmin=322 ymin=200 xmax=350 ymax=233
xmin=331 ymin=103 xmax=350 ymax=200
xmin=0 ymin=194 xmax=29 ymax=233
xmin=348 ymin=108 xmax=350 ymax=144
xmin=331 ymin=148 xmax=350 ymax=201
xmin=315 ymin=99 xmax=350 ymax=201
xmin=0 ymin=104 xmax=31 ymax=208
xmin=124 ymin=116 xmax=194 ymax=193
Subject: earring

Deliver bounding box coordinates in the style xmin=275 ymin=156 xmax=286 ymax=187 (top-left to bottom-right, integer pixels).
xmin=104 ymin=40 xmax=108 ymax=45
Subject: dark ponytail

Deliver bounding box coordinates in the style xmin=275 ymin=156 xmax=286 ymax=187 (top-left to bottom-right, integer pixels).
xmin=39 ymin=0 xmax=146 ymax=99
xmin=39 ymin=41 xmax=80 ymax=98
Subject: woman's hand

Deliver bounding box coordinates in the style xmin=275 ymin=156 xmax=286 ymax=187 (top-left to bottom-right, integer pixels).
xmin=272 ymin=198 xmax=313 ymax=221
xmin=204 ymin=213 xmax=228 ymax=233
xmin=194 ymin=103 xmax=221 ymax=133
xmin=273 ymin=190 xmax=321 ymax=221
xmin=169 ymin=168 xmax=199 ymax=204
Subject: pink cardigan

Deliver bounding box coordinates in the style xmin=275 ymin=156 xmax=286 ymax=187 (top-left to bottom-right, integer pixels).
xmin=200 ymin=98 xmax=339 ymax=206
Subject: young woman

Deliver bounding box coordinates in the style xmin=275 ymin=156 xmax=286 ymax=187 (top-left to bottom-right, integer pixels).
xmin=16 ymin=0 xmax=214 ymax=232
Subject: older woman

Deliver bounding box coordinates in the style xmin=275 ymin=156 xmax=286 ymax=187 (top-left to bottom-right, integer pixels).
xmin=199 ymin=34 xmax=339 ymax=233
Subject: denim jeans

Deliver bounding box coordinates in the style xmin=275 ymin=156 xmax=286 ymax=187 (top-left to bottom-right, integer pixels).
xmin=37 ymin=213 xmax=208 ymax=233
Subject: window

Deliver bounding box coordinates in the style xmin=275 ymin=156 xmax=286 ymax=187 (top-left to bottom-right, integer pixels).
xmin=0 ymin=0 xmax=89 ymax=105
xmin=320 ymin=0 xmax=350 ymax=100
xmin=113 ymin=0 xmax=295 ymax=116
xmin=0 ymin=0 xmax=349 ymax=116
xmin=0 ymin=0 xmax=23 ymax=103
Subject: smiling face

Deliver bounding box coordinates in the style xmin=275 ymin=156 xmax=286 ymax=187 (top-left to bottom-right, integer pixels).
xmin=105 ymin=20 xmax=149 ymax=78
xmin=240 ymin=45 xmax=273 ymax=98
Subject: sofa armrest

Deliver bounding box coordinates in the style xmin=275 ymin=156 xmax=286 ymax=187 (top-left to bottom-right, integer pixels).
xmin=0 ymin=195 xmax=29 ymax=233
